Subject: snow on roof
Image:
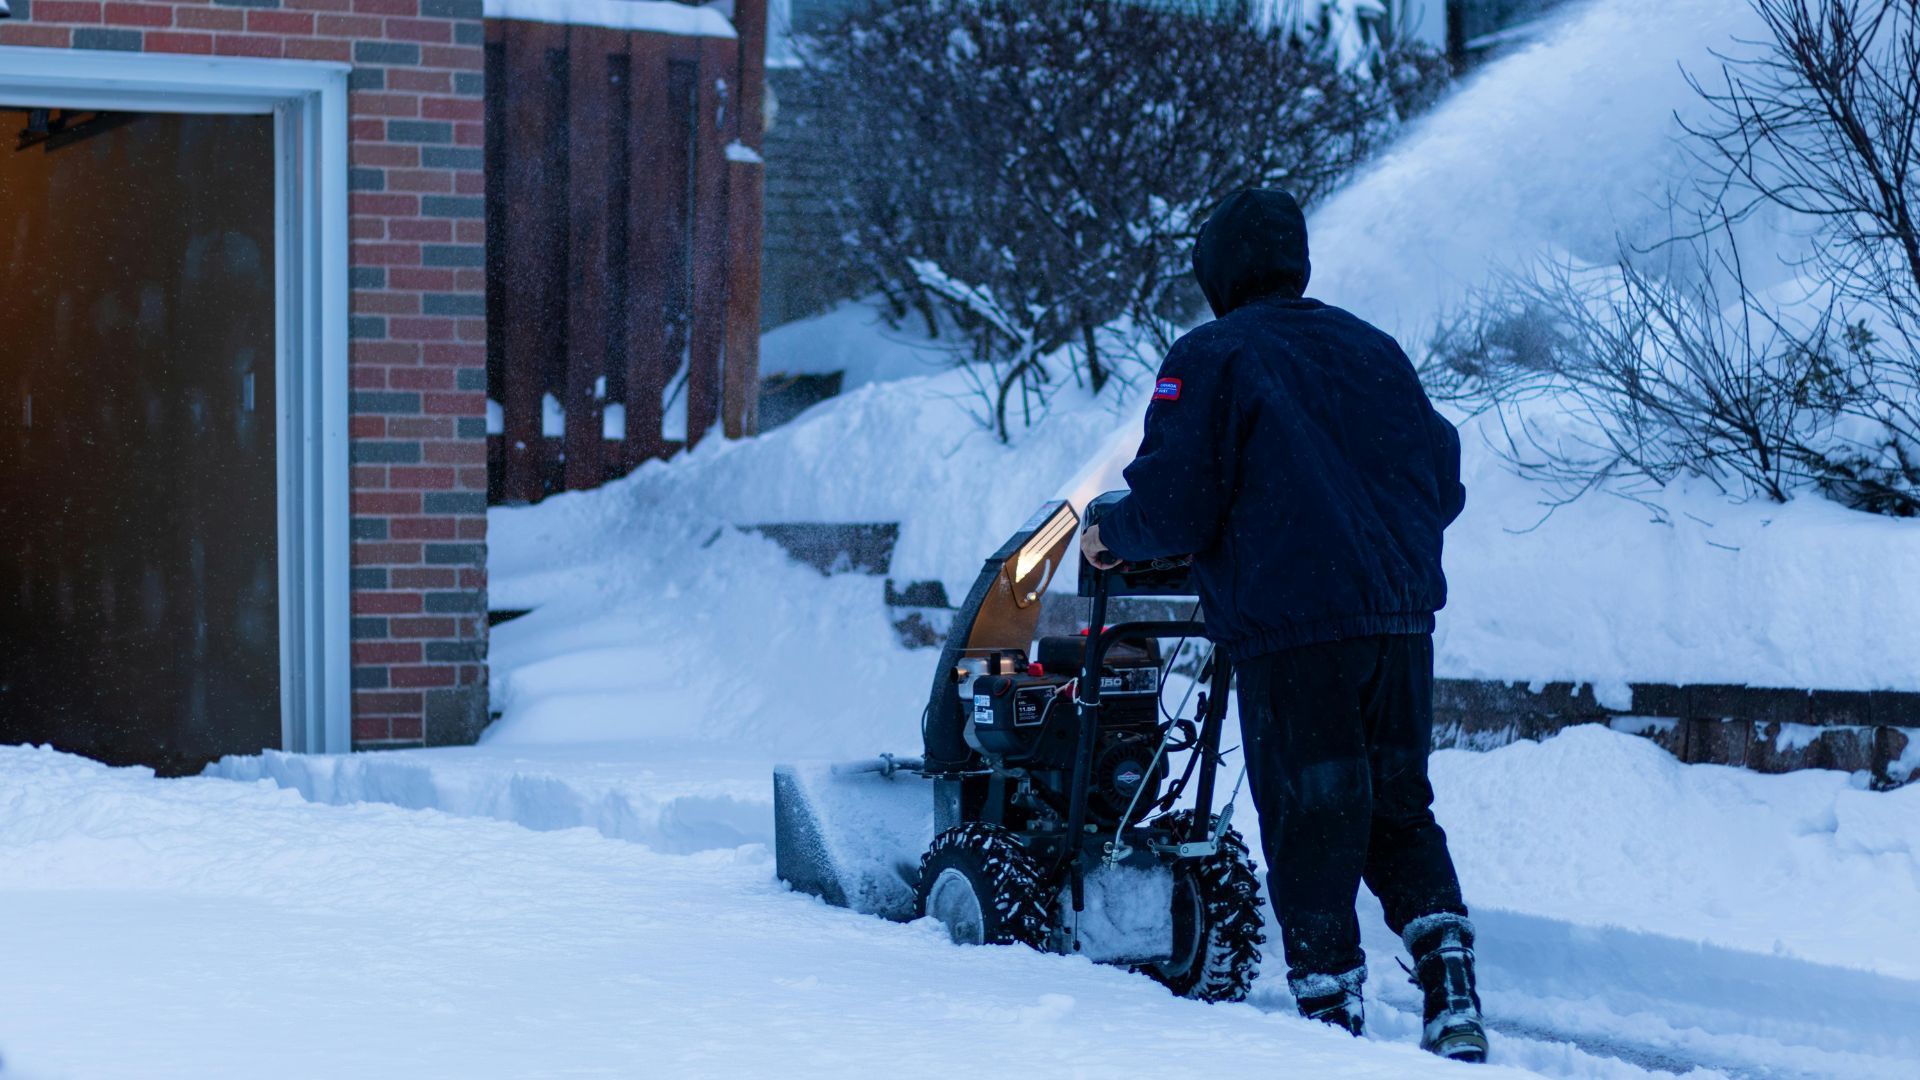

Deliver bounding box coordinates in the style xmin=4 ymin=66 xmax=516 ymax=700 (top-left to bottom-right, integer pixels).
xmin=483 ymin=0 xmax=736 ymax=38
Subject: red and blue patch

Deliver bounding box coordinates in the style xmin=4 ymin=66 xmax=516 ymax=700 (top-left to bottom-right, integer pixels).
xmin=1153 ymin=377 xmax=1183 ymax=401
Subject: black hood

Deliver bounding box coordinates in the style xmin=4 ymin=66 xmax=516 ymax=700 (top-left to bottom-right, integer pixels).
xmin=1191 ymin=188 xmax=1311 ymax=318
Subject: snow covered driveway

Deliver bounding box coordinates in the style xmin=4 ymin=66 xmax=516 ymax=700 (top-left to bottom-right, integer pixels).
xmin=0 ymin=746 xmax=1511 ymax=1079
xmin=5 ymin=733 xmax=1917 ymax=1078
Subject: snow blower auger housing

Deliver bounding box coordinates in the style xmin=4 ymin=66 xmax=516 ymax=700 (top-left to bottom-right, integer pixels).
xmin=774 ymin=494 xmax=1266 ymax=1002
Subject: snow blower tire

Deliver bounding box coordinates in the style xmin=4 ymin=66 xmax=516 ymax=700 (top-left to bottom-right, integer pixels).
xmin=1135 ymin=810 xmax=1265 ymax=1002
xmin=916 ymin=823 xmax=1050 ymax=949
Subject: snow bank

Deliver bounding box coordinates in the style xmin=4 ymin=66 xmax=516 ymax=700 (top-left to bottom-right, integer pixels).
xmin=209 ymin=743 xmax=770 ymax=854
xmin=483 ymin=0 xmax=735 ymax=37
xmin=1429 ymin=725 xmax=1920 ymax=980
xmin=759 ymin=298 xmax=954 ymax=391
xmin=491 ymin=360 xmax=1143 ymax=604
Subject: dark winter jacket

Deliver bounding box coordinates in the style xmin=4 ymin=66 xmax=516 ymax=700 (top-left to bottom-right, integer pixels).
xmin=1095 ymin=189 xmax=1466 ymax=660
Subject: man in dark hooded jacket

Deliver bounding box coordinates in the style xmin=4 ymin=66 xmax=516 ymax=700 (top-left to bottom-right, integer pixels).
xmin=1081 ymin=189 xmax=1486 ymax=1061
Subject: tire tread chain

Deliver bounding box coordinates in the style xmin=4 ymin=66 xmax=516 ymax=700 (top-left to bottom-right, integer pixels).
xmin=1138 ymin=809 xmax=1267 ymax=1002
xmin=917 ymin=822 xmax=1051 ymax=946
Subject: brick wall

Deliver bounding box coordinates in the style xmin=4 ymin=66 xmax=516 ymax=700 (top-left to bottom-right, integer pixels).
xmin=3 ymin=0 xmax=491 ymax=749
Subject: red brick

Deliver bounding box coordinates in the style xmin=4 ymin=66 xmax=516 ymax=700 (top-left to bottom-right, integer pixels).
xmin=0 ymin=25 xmax=74 ymax=46
xmin=455 ymin=220 xmax=484 ymax=244
xmin=386 ymin=168 xmax=453 ymax=193
xmin=317 ymin=13 xmax=381 ymax=37
xmin=355 ymin=691 xmax=425 ymax=714
xmin=284 ymin=38 xmax=352 ymax=62
xmin=388 ymin=367 xmax=455 ymax=390
xmin=352 ymin=341 xmax=422 ymax=366
xmin=422 ymin=95 xmax=484 ymax=122
xmin=422 ymin=45 xmax=483 ymax=71
xmin=215 ymin=34 xmax=283 ymax=58
xmin=351 ymin=367 xmax=388 ymax=389
xmin=105 ymin=4 xmax=175 ymax=28
xmin=457 ymin=665 xmax=485 ymax=686
xmin=388 ymin=317 xmax=457 ymax=341
xmin=351 ymin=218 xmax=386 ymax=241
xmin=354 ymin=491 xmax=422 ymax=515
xmin=388 ymin=217 xmax=451 ymax=241
xmin=455 ymin=318 xmax=485 ymax=342
xmin=246 ymin=9 xmax=314 ymax=34
xmin=389 ymin=716 xmax=425 ymax=741
xmin=352 ymin=465 xmax=388 ymax=489
xmin=177 ymin=8 xmax=244 ymax=30
xmin=389 ymin=618 xmax=457 ymax=640
xmin=146 ymin=31 xmax=215 ymax=54
xmin=32 ymin=1 xmax=104 ymax=24
xmin=388 ymin=417 xmax=454 ymax=439
xmin=388 ymin=266 xmax=454 ymax=290
xmin=455 ymin=268 xmax=485 ymax=291
xmin=459 ymin=567 xmax=487 ymax=589
xmin=287 ymin=0 xmax=354 ymax=12
xmin=425 ymin=440 xmax=486 ymax=465
xmin=392 ymin=567 xmax=457 ymax=589
xmin=352 ymin=239 xmax=423 ymax=265
xmin=352 ymin=91 xmax=421 ymax=118
xmin=353 ymin=0 xmax=416 ymax=13
xmin=423 ymin=392 xmax=485 ymax=416
xmin=355 ymin=641 xmax=424 ymax=664
xmin=352 ymin=716 xmax=393 ymax=741
xmin=355 ymin=591 xmax=425 ymax=615
xmin=453 ymin=121 xmax=484 ymax=146
xmin=390 ymin=665 xmax=457 ymax=688
xmin=423 ymin=344 xmax=485 ymax=366
xmin=390 ymin=516 xmax=457 ymax=540
xmin=389 ymin=466 xmax=456 ymax=489
xmin=354 ymin=542 xmax=424 ymax=566
xmin=356 ymin=143 xmax=421 ymax=168
xmin=387 ymin=69 xmax=451 ymax=94
xmin=456 ymin=467 xmax=488 ymax=491
xmin=349 ymin=416 xmax=386 ymax=439
xmin=351 ymin=118 xmax=385 ymax=142
xmin=454 ymin=171 xmax=485 ymax=196
xmin=354 ymin=290 xmax=421 ymax=315
xmin=385 ymin=17 xmax=450 ymax=43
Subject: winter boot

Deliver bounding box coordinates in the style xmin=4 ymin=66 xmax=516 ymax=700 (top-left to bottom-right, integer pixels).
xmin=1404 ymin=913 xmax=1487 ymax=1062
xmin=1289 ymin=965 xmax=1365 ymax=1036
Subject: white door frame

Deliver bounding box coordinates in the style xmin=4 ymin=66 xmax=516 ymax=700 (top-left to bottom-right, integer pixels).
xmin=0 ymin=46 xmax=353 ymax=754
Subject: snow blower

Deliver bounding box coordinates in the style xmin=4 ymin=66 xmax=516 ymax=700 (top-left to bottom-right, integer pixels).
xmin=774 ymin=493 xmax=1265 ymax=1001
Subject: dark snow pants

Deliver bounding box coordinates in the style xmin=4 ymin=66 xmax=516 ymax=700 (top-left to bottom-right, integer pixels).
xmin=1235 ymin=633 xmax=1468 ymax=986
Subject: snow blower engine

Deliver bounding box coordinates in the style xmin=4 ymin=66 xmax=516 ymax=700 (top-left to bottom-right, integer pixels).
xmin=773 ymin=494 xmax=1265 ymax=1001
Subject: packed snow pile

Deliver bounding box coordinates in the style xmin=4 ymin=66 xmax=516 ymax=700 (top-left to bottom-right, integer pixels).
xmin=1431 ymin=725 xmax=1920 ymax=980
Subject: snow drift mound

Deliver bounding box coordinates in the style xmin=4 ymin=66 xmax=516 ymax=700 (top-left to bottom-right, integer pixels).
xmin=1431 ymin=724 xmax=1920 ymax=980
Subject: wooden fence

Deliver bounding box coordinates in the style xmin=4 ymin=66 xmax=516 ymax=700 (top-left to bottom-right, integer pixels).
xmin=485 ymin=2 xmax=766 ymax=504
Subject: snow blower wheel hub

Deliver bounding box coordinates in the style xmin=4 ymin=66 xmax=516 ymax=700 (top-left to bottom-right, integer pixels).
xmin=925 ymin=868 xmax=986 ymax=945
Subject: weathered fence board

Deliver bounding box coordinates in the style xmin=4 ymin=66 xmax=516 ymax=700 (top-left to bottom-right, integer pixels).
xmin=485 ymin=9 xmax=764 ymax=505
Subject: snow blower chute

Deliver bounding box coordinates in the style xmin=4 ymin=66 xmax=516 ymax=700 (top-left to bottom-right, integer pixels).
xmin=774 ymin=494 xmax=1265 ymax=1000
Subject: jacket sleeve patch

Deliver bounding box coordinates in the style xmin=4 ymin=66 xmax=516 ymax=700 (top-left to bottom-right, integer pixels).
xmin=1153 ymin=377 xmax=1182 ymax=401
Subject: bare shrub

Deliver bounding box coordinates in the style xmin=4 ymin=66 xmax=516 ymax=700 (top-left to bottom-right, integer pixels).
xmin=791 ymin=0 xmax=1450 ymax=438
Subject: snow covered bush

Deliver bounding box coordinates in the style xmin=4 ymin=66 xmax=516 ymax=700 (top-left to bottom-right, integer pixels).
xmin=789 ymin=0 xmax=1448 ymax=439
xmin=1428 ymin=231 xmax=1893 ymax=510
xmin=1429 ymin=0 xmax=1920 ymax=516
